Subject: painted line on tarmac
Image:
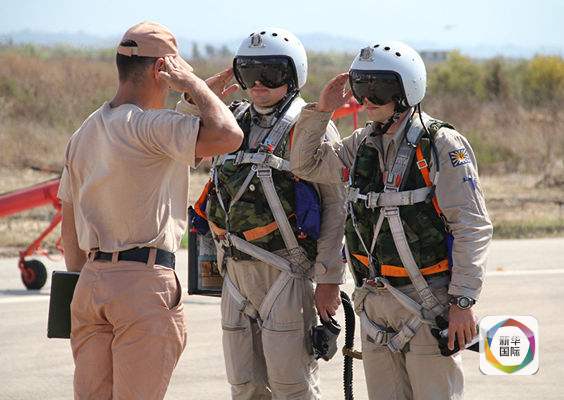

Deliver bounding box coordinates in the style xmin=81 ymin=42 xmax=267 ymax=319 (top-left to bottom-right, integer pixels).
xmin=340 ymin=268 xmax=564 ymax=284
xmin=486 ymin=268 xmax=564 ymax=276
xmin=1 ymin=269 xmax=563 ymax=304
xmin=0 ymin=294 xmax=50 ymax=304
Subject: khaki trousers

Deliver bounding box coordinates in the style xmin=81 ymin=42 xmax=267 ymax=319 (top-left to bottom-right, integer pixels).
xmin=221 ymin=258 xmax=320 ymax=400
xmin=355 ymin=283 xmax=464 ymax=400
xmin=70 ymin=259 xmax=187 ymax=400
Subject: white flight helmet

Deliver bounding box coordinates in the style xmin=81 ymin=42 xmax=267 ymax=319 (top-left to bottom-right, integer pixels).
xmin=234 ymin=27 xmax=308 ymax=90
xmin=349 ymin=41 xmax=426 ymax=107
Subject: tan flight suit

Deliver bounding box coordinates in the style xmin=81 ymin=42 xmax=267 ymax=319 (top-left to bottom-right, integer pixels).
xmin=177 ymin=97 xmax=347 ymax=399
xmin=58 ymin=101 xmax=200 ymax=399
xmin=290 ymin=104 xmax=493 ymax=400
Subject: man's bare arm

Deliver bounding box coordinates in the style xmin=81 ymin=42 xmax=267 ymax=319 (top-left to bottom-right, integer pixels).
xmin=61 ymin=201 xmax=86 ymax=272
xmin=159 ymin=56 xmax=243 ymax=157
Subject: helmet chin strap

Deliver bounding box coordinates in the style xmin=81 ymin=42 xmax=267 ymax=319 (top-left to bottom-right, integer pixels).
xmin=274 ymin=88 xmax=299 ymax=118
xmin=251 ymin=88 xmax=299 ymax=128
xmin=371 ymin=100 xmax=406 ymax=136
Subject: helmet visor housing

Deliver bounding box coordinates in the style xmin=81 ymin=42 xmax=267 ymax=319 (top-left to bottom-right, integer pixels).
xmin=349 ymin=70 xmax=405 ymax=106
xmin=234 ymin=56 xmax=297 ymax=90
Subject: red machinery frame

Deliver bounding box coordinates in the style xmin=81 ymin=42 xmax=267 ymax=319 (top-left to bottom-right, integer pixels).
xmin=0 ymin=178 xmax=62 ymax=289
xmin=332 ymin=97 xmax=363 ymax=128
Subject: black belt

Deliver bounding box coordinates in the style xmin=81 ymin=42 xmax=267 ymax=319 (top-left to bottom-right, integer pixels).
xmin=93 ymin=247 xmax=175 ymax=269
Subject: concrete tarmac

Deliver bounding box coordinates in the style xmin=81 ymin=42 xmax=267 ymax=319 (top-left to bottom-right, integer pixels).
xmin=0 ymin=238 xmax=563 ymax=399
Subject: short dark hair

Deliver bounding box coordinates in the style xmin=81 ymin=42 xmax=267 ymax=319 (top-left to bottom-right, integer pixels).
xmin=116 ymin=40 xmax=158 ymax=83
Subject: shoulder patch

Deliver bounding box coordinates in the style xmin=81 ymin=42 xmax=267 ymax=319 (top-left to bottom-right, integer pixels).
xmin=449 ymin=148 xmax=471 ymax=167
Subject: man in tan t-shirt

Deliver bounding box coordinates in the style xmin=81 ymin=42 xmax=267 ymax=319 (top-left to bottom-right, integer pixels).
xmin=58 ymin=21 xmax=243 ymax=400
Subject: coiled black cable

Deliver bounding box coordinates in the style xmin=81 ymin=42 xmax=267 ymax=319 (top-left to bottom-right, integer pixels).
xmin=341 ymin=291 xmax=355 ymax=400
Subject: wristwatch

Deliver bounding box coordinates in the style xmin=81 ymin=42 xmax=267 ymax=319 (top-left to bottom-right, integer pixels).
xmin=449 ymin=296 xmax=476 ymax=310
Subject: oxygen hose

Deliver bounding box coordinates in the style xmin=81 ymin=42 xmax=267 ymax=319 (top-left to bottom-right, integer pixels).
xmin=340 ymin=291 xmax=355 ymax=400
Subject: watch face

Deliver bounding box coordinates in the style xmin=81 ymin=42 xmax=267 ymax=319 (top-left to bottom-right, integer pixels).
xmin=458 ymin=297 xmax=471 ymax=308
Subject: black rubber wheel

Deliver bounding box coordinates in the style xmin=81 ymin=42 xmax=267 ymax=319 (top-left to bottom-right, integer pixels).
xmin=21 ymin=259 xmax=48 ymax=290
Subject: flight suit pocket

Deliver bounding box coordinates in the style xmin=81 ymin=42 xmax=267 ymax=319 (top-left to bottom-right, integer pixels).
xmin=222 ymin=324 xmax=253 ymax=385
xmin=264 ymin=277 xmax=306 ymax=331
xmin=408 ymin=322 xmax=442 ymax=357
xmin=262 ymin=328 xmax=310 ymax=384
xmin=221 ymin=286 xmax=254 ymax=385
xmin=409 ymin=342 xmax=442 ymax=356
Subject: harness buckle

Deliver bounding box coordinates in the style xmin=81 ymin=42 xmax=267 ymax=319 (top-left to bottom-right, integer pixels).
xmin=416 ymin=159 xmax=428 ymax=170
xmin=233 ymin=151 xmax=245 ymax=165
xmin=424 ymin=186 xmax=436 ymax=203
xmin=365 ymin=192 xmax=380 ymax=209
xmin=375 ymin=330 xmax=387 ymax=345
xmin=383 ymin=207 xmax=400 ymax=217
xmin=267 ymin=155 xmax=284 ymax=170
xmin=238 ymin=298 xmax=250 ymax=312
xmin=366 ymin=278 xmax=385 ymax=288
xmin=346 ymin=187 xmax=361 ymax=203
xmin=218 ymin=234 xmax=231 ymax=249
xmin=262 ymin=152 xmax=274 ymax=165
xmin=402 ymin=191 xmax=414 ymax=206
xmin=256 ymin=165 xmax=272 ymax=178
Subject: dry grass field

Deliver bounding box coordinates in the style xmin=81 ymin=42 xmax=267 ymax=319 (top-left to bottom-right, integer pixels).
xmin=1 ymin=167 xmax=562 ymax=257
xmin=0 ymin=45 xmax=563 ymax=255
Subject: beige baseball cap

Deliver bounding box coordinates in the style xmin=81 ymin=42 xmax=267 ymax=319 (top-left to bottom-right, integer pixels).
xmin=117 ymin=21 xmax=179 ymax=58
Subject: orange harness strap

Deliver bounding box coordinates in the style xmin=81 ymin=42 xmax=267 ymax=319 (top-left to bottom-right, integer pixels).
xmin=352 ymin=253 xmax=369 ymax=267
xmin=243 ymin=214 xmax=296 ymax=242
xmin=352 ymin=253 xmax=449 ymax=277
xmin=209 ymin=220 xmax=227 ymax=236
xmin=415 ymin=144 xmax=443 ymax=216
xmin=381 ymin=259 xmax=449 ymax=277
xmin=243 ymin=221 xmax=279 ymax=242
xmin=350 ymin=144 xmax=449 ymax=279
xmin=194 ymin=179 xmax=213 ymax=220
xmin=288 ymin=126 xmax=295 ymax=150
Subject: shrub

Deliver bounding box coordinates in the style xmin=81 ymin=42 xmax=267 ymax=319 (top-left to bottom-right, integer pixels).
xmin=522 ymin=55 xmax=564 ymax=106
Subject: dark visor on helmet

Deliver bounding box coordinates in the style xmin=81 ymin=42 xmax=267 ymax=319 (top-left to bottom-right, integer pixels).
xmin=233 ymin=56 xmax=295 ymax=89
xmin=349 ymin=70 xmax=404 ymax=106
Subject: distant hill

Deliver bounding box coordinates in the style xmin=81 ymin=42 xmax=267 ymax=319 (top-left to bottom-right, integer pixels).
xmin=1 ymin=30 xmax=562 ymax=59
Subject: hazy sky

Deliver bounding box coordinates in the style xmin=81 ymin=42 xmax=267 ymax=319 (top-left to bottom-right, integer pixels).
xmin=1 ymin=0 xmax=563 ymax=52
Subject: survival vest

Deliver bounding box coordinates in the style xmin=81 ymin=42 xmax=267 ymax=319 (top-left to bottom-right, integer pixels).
xmin=203 ymin=98 xmax=318 ymax=261
xmin=345 ymin=115 xmax=455 ymax=287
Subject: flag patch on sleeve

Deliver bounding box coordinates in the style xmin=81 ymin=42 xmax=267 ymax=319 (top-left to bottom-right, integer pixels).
xmin=449 ymin=148 xmax=471 ymax=167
